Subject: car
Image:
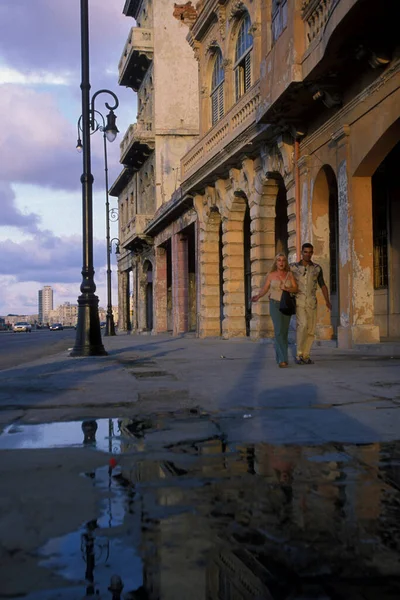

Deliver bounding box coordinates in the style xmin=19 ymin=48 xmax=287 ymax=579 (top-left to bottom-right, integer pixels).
xmin=13 ymin=322 xmax=32 ymax=333
xmin=49 ymin=323 xmax=63 ymax=331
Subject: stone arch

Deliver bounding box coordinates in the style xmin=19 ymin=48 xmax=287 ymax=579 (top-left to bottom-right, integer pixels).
xmin=312 ymin=165 xmax=339 ymax=339
xmin=353 ymin=117 xmax=400 ymax=178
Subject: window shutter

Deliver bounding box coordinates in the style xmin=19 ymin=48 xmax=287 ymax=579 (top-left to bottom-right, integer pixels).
xmin=245 ymin=52 xmax=251 ymax=92
xmin=211 ymin=91 xmax=218 ymax=126
xmin=218 ymin=84 xmax=224 ymax=120
xmin=235 ymin=67 xmax=241 ymax=102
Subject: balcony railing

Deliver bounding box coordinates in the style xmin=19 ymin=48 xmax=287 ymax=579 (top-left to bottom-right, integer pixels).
xmin=302 ymin=0 xmax=336 ymax=44
xmin=181 ymin=81 xmax=261 ymax=181
xmin=118 ymin=27 xmax=153 ymax=90
xmin=120 ymin=122 xmax=155 ymax=168
xmin=121 ymin=214 xmax=154 ymax=247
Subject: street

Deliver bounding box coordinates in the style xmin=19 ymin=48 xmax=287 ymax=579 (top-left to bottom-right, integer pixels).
xmin=0 ymin=335 xmax=400 ymax=599
xmin=0 ymin=328 xmax=76 ymax=371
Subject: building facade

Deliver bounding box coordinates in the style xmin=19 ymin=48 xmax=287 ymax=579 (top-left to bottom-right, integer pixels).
xmin=38 ymin=285 xmax=53 ymax=325
xmin=114 ymin=0 xmax=400 ymax=347
xmin=111 ymin=0 xmax=199 ymax=333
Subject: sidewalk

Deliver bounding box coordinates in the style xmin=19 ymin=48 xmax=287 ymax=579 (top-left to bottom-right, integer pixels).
xmin=0 ymin=333 xmax=399 ymax=445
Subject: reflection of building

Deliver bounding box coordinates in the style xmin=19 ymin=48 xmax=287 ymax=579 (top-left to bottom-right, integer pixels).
xmin=112 ymin=0 xmax=400 ymax=347
xmin=38 ymin=285 xmax=53 ymax=324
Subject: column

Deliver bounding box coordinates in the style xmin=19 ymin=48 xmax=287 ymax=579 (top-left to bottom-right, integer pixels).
xmin=154 ymin=246 xmax=168 ymax=333
xmin=172 ymin=233 xmax=189 ymax=335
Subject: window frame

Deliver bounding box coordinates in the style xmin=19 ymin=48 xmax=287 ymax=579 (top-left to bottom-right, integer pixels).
xmin=210 ymin=49 xmax=225 ymax=126
xmin=234 ymin=13 xmax=253 ymax=102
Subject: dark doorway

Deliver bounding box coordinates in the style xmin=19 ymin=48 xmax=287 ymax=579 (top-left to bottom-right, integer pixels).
xmin=186 ymin=223 xmax=197 ymax=332
xmin=166 ymin=239 xmax=173 ymax=332
xmin=244 ymin=204 xmax=251 ymax=336
xmin=144 ymin=262 xmax=153 ymax=331
xmin=372 ymin=141 xmax=400 ymax=338
xmin=219 ymin=222 xmax=224 ymax=335
xmin=275 ymin=178 xmax=288 ymax=255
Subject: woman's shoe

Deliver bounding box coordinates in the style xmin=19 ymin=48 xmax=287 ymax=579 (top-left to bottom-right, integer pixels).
xmin=279 ymin=362 xmax=289 ymax=368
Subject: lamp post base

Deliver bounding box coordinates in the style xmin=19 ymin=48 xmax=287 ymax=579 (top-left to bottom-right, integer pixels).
xmin=105 ymin=312 xmax=116 ymax=336
xmin=70 ymin=293 xmax=107 ymax=356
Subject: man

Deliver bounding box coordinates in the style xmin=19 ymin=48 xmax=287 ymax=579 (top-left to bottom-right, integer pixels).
xmin=290 ymin=243 xmax=331 ymax=365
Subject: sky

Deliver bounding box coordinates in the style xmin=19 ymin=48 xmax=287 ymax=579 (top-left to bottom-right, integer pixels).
xmin=0 ymin=0 xmax=136 ymax=316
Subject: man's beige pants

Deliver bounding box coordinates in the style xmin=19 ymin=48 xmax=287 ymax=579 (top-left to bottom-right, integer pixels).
xmin=296 ymin=304 xmax=317 ymax=358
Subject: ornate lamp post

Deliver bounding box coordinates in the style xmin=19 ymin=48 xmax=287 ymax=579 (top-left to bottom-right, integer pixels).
xmin=76 ymin=111 xmax=120 ymax=337
xmin=71 ymin=0 xmax=119 ymax=356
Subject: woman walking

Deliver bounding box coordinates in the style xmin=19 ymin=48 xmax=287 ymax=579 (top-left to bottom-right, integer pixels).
xmin=251 ymin=253 xmax=298 ymax=368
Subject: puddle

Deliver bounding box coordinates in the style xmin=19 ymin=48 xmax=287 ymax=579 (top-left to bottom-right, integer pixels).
xmin=0 ymin=418 xmax=154 ymax=453
xmin=2 ymin=416 xmax=400 ymax=598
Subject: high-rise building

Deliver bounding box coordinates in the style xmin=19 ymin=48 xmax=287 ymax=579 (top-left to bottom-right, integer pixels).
xmin=38 ymin=286 xmax=53 ymax=324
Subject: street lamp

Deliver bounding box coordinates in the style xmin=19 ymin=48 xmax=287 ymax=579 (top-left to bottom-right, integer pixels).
xmin=71 ymin=0 xmax=119 ymax=356
xmin=76 ymin=109 xmax=120 ymax=337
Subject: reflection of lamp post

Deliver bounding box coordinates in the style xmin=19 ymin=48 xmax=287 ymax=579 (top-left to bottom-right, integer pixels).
xmin=71 ymin=0 xmax=119 ymax=357
xmin=82 ymin=419 xmax=98 ymax=445
xmin=77 ymin=110 xmax=119 ymax=338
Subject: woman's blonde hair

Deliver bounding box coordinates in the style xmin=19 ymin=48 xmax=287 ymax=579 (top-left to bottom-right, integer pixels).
xmin=270 ymin=253 xmax=289 ymax=273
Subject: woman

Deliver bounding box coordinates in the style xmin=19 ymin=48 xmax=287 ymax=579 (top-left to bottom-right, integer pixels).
xmin=251 ymin=253 xmax=298 ymax=368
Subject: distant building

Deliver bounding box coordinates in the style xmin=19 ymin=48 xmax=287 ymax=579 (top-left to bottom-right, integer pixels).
xmin=48 ymin=302 xmax=78 ymax=326
xmin=38 ymin=286 xmax=53 ymax=324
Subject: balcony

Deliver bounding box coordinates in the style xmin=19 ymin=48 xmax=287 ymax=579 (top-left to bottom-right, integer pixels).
xmin=121 ymin=214 xmax=154 ymax=252
xmin=120 ymin=122 xmax=155 ymax=170
xmin=118 ymin=27 xmax=153 ymax=91
xmin=181 ymin=81 xmax=261 ymax=183
xmin=302 ymin=0 xmax=337 ymax=45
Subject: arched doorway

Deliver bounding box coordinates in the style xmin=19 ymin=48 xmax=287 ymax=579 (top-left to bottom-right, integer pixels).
xmin=372 ymin=141 xmax=400 ymax=339
xmin=143 ymin=261 xmax=153 ymax=331
xmin=312 ymin=165 xmax=339 ymax=338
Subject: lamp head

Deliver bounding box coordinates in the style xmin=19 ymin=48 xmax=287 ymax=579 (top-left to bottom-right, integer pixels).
xmin=76 ymin=137 xmax=83 ymax=153
xmin=104 ymin=109 xmax=119 ymax=143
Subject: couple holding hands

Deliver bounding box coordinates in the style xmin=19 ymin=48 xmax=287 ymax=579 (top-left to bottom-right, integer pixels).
xmin=252 ymin=243 xmax=332 ymax=368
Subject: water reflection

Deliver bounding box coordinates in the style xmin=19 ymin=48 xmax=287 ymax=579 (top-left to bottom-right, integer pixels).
xmin=26 ymin=436 xmax=400 ymax=599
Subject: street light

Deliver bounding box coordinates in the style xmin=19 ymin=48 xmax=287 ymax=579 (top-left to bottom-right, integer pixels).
xmin=71 ymin=0 xmax=119 ymax=356
xmin=76 ymin=109 xmax=120 ymax=337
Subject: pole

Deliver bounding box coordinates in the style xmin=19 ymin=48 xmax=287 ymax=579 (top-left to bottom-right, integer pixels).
xmin=71 ymin=0 xmax=106 ymax=356
xmin=103 ymin=132 xmax=116 ymax=336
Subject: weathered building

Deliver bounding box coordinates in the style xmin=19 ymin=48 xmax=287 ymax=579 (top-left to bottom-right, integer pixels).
xmin=111 ymin=0 xmax=199 ymax=333
xmin=115 ymin=0 xmax=400 ymax=347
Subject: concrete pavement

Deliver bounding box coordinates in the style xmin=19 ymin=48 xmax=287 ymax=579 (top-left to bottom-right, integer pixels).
xmin=0 ymin=333 xmax=399 ymax=445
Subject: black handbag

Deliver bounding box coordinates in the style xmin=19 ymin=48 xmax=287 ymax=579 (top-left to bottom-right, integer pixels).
xmin=279 ymin=290 xmax=296 ymax=316
xmin=279 ymin=273 xmax=296 ymax=316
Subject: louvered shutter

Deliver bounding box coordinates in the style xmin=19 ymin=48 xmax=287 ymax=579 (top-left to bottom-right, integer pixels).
xmin=218 ymin=84 xmax=224 ymax=120
xmin=234 ymin=67 xmax=241 ymax=102
xmin=244 ymin=52 xmax=251 ymax=92
xmin=211 ymin=91 xmax=218 ymax=126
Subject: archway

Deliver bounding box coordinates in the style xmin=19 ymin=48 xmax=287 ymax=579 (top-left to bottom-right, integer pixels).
xmin=143 ymin=261 xmax=153 ymax=331
xmin=372 ymin=141 xmax=400 ymax=338
xmin=312 ymin=165 xmax=339 ymax=338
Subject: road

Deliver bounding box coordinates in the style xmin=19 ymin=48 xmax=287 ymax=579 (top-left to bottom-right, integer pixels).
xmin=0 ymin=328 xmax=76 ymax=370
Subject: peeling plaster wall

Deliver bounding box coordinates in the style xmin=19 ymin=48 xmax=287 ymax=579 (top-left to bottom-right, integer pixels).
xmin=338 ymin=160 xmax=349 ymax=268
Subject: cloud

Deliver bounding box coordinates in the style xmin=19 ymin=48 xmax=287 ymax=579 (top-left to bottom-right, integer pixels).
xmin=0 ymin=230 xmax=107 ymax=284
xmin=0 ymin=66 xmax=72 ymax=86
xmin=0 ymin=0 xmax=130 ymax=82
xmin=0 ymin=183 xmax=41 ymax=233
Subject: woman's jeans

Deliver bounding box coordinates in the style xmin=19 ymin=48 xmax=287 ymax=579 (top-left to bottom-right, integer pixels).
xmin=270 ymin=299 xmax=291 ymax=364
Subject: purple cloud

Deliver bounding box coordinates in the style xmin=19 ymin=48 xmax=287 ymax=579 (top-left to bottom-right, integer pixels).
xmin=0 ymin=231 xmax=106 ymax=284
xmin=0 ymin=183 xmax=41 ymax=233
xmin=0 ymin=0 xmax=130 ymax=81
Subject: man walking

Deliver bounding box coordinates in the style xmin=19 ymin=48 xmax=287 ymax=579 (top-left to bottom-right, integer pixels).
xmin=291 ymin=243 xmax=331 ymax=364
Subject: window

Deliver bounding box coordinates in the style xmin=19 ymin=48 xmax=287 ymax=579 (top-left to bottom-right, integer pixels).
xmin=372 ymin=168 xmax=389 ymax=289
xmin=234 ymin=13 xmax=253 ymax=101
xmin=272 ymin=0 xmax=287 ymax=42
xmin=211 ymin=49 xmax=224 ymax=126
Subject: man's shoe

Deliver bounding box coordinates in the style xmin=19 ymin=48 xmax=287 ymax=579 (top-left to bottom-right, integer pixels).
xmin=279 ymin=362 xmax=289 ymax=368
xmin=302 ymin=357 xmax=314 ymax=364
xmin=295 ymin=356 xmax=304 ymax=365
